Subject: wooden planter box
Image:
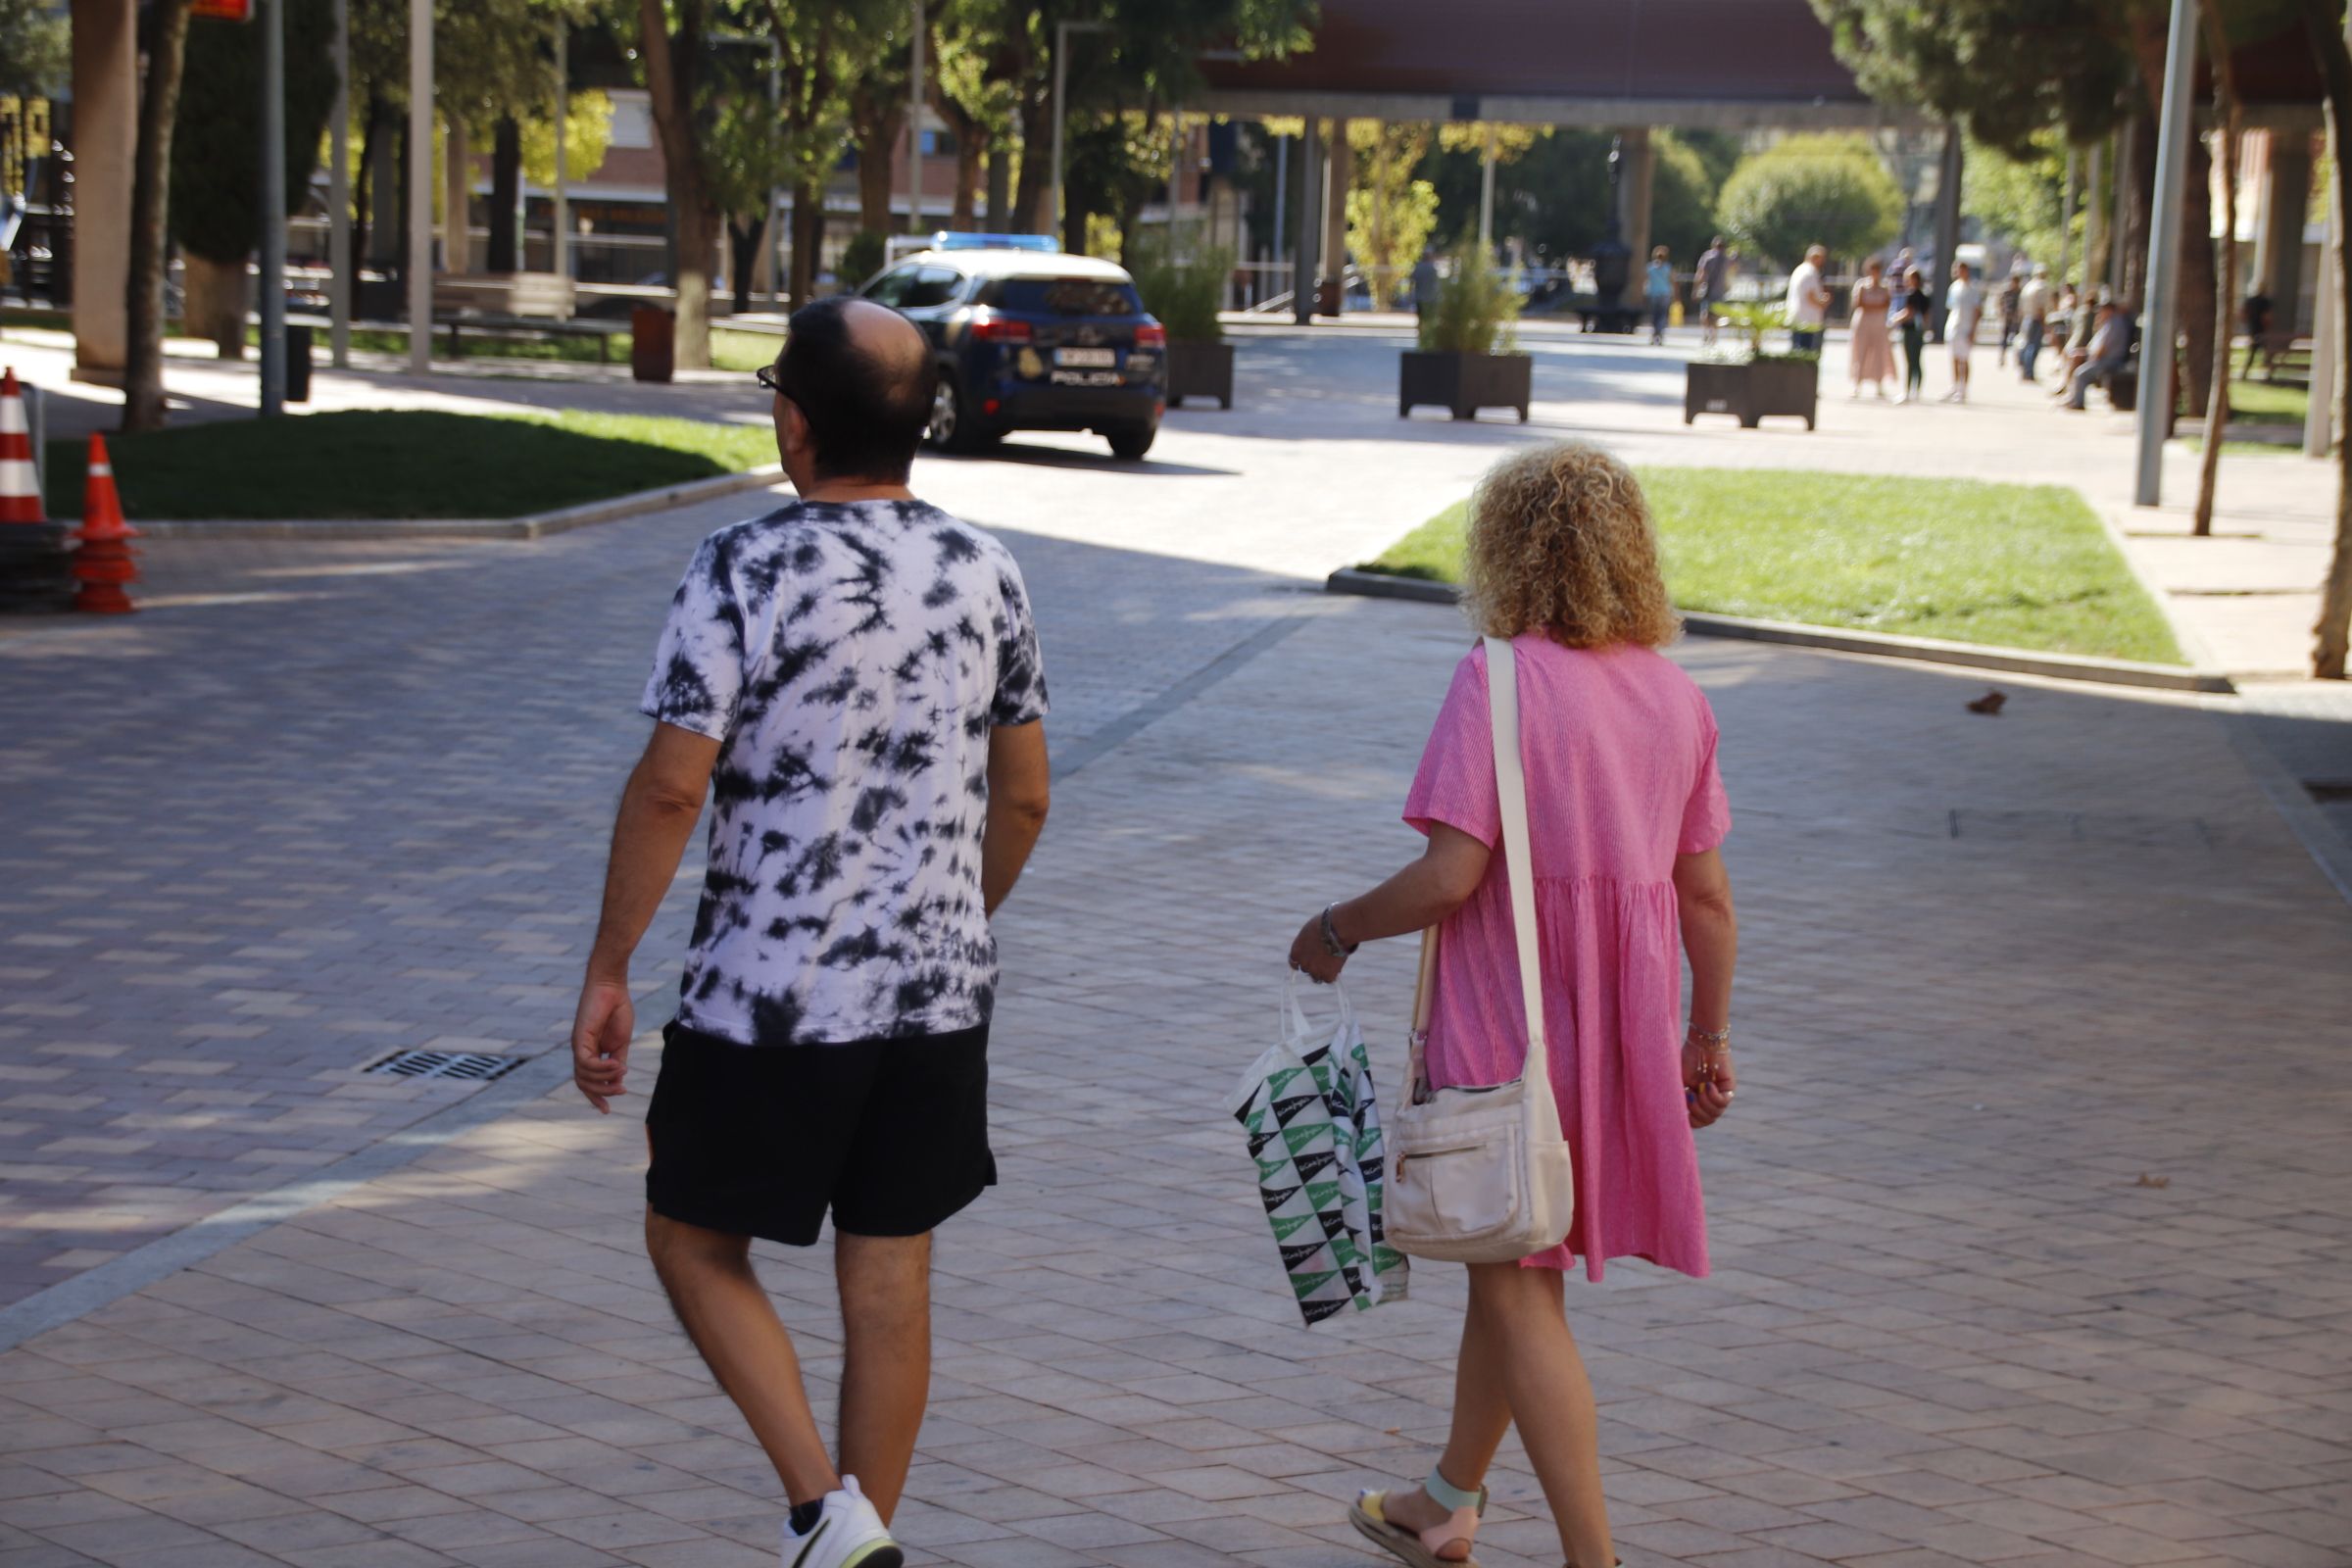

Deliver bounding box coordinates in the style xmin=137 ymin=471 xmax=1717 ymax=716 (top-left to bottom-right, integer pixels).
xmin=1400 ymin=350 xmax=1533 ymax=421
xmin=1684 ymin=358 xmax=1818 ymax=430
xmin=1165 ymin=342 xmax=1235 ymax=409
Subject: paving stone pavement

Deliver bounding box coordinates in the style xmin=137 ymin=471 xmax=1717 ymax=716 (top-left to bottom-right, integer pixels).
xmin=3 ymin=554 xmax=2351 ymax=1566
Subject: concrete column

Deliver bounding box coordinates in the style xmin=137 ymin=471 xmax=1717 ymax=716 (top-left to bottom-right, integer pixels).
xmin=1619 ymin=125 xmax=1654 ymax=271
xmin=70 ymin=0 xmax=137 ymax=383
xmin=2255 ymin=130 xmax=2315 ymax=332
xmin=1321 ymin=120 xmax=1351 ymax=312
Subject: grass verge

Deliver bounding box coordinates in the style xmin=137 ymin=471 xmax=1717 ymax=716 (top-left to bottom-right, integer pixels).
xmin=44 ymin=408 xmax=772 ymax=520
xmin=2229 ymin=376 xmax=2307 ymax=426
xmin=1363 ymin=468 xmax=2184 ymax=665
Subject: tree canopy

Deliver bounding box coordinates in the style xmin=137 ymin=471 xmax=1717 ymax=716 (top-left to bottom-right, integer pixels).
xmin=1715 ymin=133 xmax=1904 ymax=269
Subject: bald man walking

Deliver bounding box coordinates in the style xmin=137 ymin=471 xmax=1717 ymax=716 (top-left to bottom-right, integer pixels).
xmin=571 ymin=297 xmax=1053 ymax=1568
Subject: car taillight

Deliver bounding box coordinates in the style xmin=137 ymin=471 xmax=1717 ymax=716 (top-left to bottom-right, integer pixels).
xmin=970 ymin=314 xmax=1031 ymax=343
xmin=1134 ymin=322 xmax=1166 ymax=349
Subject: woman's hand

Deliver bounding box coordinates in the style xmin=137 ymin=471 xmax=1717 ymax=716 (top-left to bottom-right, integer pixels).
xmin=1289 ymin=913 xmax=1347 ymax=984
xmin=1682 ymin=1036 xmax=1736 ymax=1129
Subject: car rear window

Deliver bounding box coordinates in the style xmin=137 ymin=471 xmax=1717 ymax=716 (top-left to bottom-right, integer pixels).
xmin=994 ymin=278 xmax=1143 ymax=317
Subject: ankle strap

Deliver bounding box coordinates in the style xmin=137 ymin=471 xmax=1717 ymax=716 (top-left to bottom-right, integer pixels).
xmin=1423 ymin=1466 xmax=1482 ymax=1514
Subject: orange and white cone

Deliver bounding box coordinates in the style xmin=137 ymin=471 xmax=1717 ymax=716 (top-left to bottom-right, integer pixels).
xmin=73 ymin=433 xmax=137 ymax=614
xmin=0 ymin=368 xmax=44 ymax=525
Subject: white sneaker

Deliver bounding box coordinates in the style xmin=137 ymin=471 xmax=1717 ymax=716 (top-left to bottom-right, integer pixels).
xmin=781 ymin=1477 xmax=903 ymax=1568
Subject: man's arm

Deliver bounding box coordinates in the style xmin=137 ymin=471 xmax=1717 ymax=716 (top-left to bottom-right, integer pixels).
xmin=981 ymin=720 xmax=1050 ymax=916
xmin=572 ymin=722 xmax=720 ymax=1113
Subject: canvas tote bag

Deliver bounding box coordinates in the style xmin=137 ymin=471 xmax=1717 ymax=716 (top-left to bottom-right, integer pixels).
xmin=1384 ymin=635 xmax=1577 ymax=1264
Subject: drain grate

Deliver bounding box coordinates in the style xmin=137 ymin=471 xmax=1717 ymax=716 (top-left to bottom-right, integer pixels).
xmin=362 ymin=1049 xmax=523 ymax=1083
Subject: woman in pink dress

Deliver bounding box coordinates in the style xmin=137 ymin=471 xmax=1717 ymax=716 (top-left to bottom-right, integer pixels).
xmin=1290 ymin=441 xmax=1740 ymax=1568
xmin=1848 ymin=256 xmax=1897 ymax=398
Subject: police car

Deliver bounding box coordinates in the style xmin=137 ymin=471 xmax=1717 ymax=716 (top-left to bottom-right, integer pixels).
xmin=857 ymin=233 xmax=1167 ymax=461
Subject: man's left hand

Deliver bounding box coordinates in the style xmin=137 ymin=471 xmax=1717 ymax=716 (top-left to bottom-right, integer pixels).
xmin=572 ymin=979 xmax=635 ymax=1113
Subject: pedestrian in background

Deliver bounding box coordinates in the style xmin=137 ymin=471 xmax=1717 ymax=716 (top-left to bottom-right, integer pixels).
xmin=1412 ymin=246 xmax=1442 ymax=321
xmin=1942 ymin=261 xmax=1984 ymax=404
xmin=1892 ymin=265 xmax=1931 ymax=404
xmin=1694 ymin=234 xmax=1731 ymax=348
xmin=2018 ymin=264 xmax=2052 ymax=382
xmin=1847 ymin=256 xmax=1895 ymax=400
xmin=1786 ymin=244 xmax=1832 ymax=355
xmin=2063 ymin=297 xmax=2133 ymax=411
xmin=1644 ymin=246 xmax=1674 ymax=346
xmin=571 ymin=295 xmax=1053 ymax=1568
xmin=1996 ymin=267 xmax=2025 ymax=368
xmin=1295 ymin=440 xmax=1739 ymax=1568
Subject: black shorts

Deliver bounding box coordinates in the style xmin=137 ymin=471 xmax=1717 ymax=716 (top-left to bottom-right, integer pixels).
xmin=646 ymin=1017 xmax=995 ymax=1247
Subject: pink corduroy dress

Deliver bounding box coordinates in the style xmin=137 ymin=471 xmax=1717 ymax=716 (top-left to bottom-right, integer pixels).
xmin=1402 ymin=636 xmax=1731 ymax=1279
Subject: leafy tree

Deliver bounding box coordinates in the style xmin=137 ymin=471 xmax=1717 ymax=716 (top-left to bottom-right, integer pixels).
xmin=1650 ymin=131 xmax=1723 ymax=266
xmin=122 ymin=0 xmax=192 ymax=432
xmin=1715 ymin=134 xmax=1902 ymax=270
xmin=0 ymin=0 xmax=68 ymax=98
xmin=1346 ymin=122 xmax=1436 ymax=305
xmin=637 ymin=0 xmax=725 ymax=366
xmin=2298 ymin=0 xmax=2351 ymax=675
xmin=1962 ymin=131 xmax=2067 ymax=266
xmin=170 ymin=0 xmax=340 ymax=357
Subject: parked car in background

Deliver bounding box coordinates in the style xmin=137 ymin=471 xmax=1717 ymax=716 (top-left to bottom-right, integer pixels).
xmin=857 ymin=236 xmax=1167 ymax=460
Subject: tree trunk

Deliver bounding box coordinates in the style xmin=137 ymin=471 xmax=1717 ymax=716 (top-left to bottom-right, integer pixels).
xmin=181 ymin=253 xmax=247 ymax=359
xmin=353 ymin=95 xmax=377 ymax=273
xmin=122 ymin=0 xmax=193 ymax=432
xmin=987 ymin=139 xmax=1012 ymax=229
xmin=2304 ymin=0 xmax=2352 ymax=677
xmin=790 ymin=175 xmax=828 ymax=309
xmin=2121 ymin=114 xmax=2156 ymax=307
xmin=728 ymin=214 xmax=762 ymax=315
xmin=953 ymin=130 xmax=982 ymax=228
xmin=2192 ymin=12 xmax=2240 ymax=539
xmin=856 ymin=100 xmax=903 ymax=237
xmin=2179 ymin=131 xmax=2216 ymax=420
xmin=1012 ymin=90 xmax=1053 ymax=235
xmin=443 ymin=115 xmax=471 ymax=275
xmin=487 ymin=116 xmax=520 ymax=272
xmin=636 ymin=0 xmax=713 ymax=368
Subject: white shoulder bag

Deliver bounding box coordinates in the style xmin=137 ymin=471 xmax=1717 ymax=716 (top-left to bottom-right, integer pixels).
xmin=1383 ymin=635 xmax=1577 ymax=1263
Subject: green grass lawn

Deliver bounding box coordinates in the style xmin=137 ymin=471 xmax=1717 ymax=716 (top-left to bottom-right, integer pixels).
xmin=1364 ymin=468 xmax=2183 ymax=665
xmin=2227 ymin=376 xmax=2307 ymax=426
xmin=44 ymin=408 xmax=773 ymax=520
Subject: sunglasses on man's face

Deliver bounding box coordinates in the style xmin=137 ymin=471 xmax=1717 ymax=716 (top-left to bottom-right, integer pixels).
xmin=756 ymin=364 xmax=784 ymax=395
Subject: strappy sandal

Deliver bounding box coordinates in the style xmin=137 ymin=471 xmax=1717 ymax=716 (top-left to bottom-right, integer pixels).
xmin=1349 ymin=1485 xmax=1487 ymax=1568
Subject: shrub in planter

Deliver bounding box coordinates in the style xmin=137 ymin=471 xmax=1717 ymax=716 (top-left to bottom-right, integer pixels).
xmin=1685 ymin=302 xmax=1819 ymax=430
xmin=1129 ymin=233 xmax=1234 ymax=409
xmin=1401 ymin=242 xmax=1531 ymax=421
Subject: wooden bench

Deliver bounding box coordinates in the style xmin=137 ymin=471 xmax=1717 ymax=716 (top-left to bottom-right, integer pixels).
xmin=429 ymin=272 xmax=626 ymax=363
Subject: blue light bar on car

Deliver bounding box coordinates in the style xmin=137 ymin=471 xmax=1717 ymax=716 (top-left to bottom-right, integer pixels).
xmin=931 ymin=232 xmax=1058 ymax=253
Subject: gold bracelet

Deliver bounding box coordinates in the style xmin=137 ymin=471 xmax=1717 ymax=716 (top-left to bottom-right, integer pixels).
xmin=1688 ymin=1024 xmax=1731 ymax=1049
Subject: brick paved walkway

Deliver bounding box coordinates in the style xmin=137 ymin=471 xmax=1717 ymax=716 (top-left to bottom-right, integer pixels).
xmin=4 ymin=558 xmax=2350 ymax=1565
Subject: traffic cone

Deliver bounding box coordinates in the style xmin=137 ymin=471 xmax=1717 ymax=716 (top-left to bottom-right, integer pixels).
xmin=0 ymin=368 xmax=44 ymax=524
xmin=72 ymin=433 xmax=138 ymax=614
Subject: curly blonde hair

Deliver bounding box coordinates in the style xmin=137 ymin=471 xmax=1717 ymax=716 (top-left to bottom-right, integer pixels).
xmin=1461 ymin=440 xmax=1679 ymax=649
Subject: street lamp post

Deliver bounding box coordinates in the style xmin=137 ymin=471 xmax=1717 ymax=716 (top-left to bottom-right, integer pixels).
xmin=259 ymin=0 xmax=286 ymax=415
xmin=405 ymin=0 xmax=431 ymax=374
xmin=1050 ymin=19 xmax=1108 ymax=248
xmin=2132 ymin=0 xmax=2199 ymax=507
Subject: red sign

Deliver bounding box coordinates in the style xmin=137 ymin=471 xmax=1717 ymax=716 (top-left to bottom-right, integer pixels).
xmin=191 ymin=0 xmax=254 ymax=22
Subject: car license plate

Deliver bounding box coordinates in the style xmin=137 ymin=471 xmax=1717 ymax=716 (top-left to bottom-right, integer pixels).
xmin=1050 ymin=368 xmax=1122 ymax=387
xmin=1054 ymin=347 xmax=1116 ymax=368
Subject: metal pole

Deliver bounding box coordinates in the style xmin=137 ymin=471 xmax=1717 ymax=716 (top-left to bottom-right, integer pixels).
xmin=1292 ymin=117 xmax=1319 ymax=325
xmin=2132 ymin=0 xmax=2199 ymax=507
xmin=406 ymin=0 xmax=431 ymax=373
xmin=906 ymin=0 xmax=923 ymax=236
xmin=1478 ymin=124 xmax=1495 ymax=249
xmin=259 ymin=0 xmax=287 ymax=415
xmin=2057 ymin=145 xmax=2076 ymax=290
xmin=1050 ymin=20 xmax=1069 ymax=245
xmin=554 ymin=23 xmax=569 ymax=288
xmin=328 ymin=0 xmax=350 ymax=368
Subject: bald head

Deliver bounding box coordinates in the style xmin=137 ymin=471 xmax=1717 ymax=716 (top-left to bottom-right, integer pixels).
xmin=771 ymin=295 xmax=938 ymax=483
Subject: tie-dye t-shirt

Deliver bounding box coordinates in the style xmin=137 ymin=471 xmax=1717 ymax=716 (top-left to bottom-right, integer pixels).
xmin=640 ymin=499 xmax=1048 ymax=1046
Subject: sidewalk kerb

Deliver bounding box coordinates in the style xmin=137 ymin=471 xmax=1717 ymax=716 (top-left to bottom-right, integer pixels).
xmin=1323 ymin=567 xmax=2234 ymax=693
xmin=122 ymin=466 xmax=785 ymax=543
